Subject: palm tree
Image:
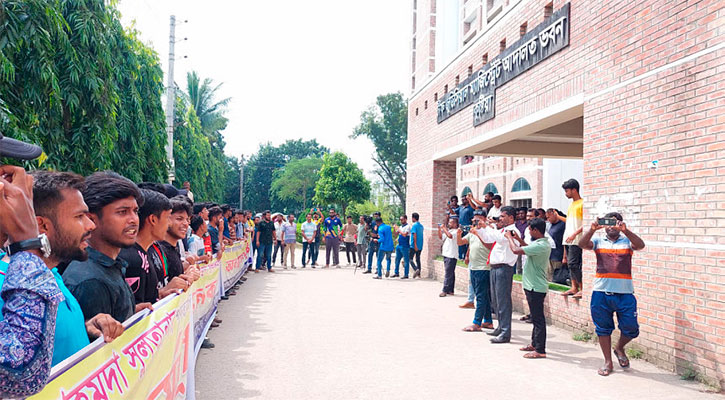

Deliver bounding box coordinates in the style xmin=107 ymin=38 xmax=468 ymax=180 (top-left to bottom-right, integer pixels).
xmin=185 ymin=71 xmax=231 ymax=147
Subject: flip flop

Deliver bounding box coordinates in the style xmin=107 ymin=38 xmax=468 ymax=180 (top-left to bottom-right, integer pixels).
xmin=598 ymin=366 xmax=613 ymax=376
xmin=520 ymin=345 xmax=536 ymax=352
xmin=523 ymin=351 xmax=546 ymax=359
xmin=613 ymin=349 xmax=630 ymax=368
xmin=462 ymin=325 xmax=482 ymax=332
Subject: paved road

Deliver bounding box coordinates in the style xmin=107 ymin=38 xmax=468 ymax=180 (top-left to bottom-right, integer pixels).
xmin=195 ymin=253 xmax=717 ymax=400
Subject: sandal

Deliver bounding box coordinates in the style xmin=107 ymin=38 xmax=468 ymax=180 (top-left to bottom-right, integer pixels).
xmin=462 ymin=325 xmax=482 ymax=332
xmin=439 ymin=292 xmax=447 ymax=297
xmin=520 ymin=345 xmax=535 ymax=352
xmin=519 ymin=315 xmax=531 ymax=321
xmin=598 ymin=366 xmax=613 ymax=376
xmin=613 ymin=349 xmax=630 ymax=368
xmin=523 ymin=351 xmax=546 ymax=359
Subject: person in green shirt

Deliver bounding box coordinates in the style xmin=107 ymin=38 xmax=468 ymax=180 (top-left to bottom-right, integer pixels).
xmin=506 ymin=217 xmax=551 ymax=359
xmin=457 ymin=210 xmax=495 ymax=331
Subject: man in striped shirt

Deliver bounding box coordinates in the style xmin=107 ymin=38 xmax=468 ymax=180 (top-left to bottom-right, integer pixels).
xmin=579 ymin=212 xmax=645 ymax=377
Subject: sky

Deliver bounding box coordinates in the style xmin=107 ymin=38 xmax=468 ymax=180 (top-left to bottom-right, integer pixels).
xmin=117 ymin=0 xmax=411 ymax=176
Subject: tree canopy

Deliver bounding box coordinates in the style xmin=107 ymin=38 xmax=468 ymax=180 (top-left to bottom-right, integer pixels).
xmin=313 ymin=152 xmax=370 ymax=216
xmin=270 ymin=157 xmax=323 ymax=214
xmin=352 ymin=92 xmax=408 ymax=211
xmin=0 ymin=1 xmax=239 ymax=203
xmin=243 ymin=139 xmax=328 ymax=211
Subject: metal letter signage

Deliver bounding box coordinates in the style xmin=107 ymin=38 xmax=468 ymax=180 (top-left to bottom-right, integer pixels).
xmin=436 ymin=2 xmax=570 ymax=126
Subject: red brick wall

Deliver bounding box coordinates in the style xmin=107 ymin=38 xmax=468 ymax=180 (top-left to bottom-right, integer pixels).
xmin=408 ymin=0 xmax=725 ymax=388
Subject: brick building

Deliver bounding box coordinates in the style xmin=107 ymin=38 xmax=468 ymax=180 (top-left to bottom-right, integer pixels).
xmin=457 ymin=155 xmax=583 ymax=212
xmin=407 ymin=0 xmax=724 ymax=387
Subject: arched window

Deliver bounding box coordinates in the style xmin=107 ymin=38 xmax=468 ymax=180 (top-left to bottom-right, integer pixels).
xmin=511 ymin=178 xmax=531 ymax=192
xmin=461 ymin=186 xmax=472 ymax=197
xmin=483 ymin=183 xmax=498 ymax=195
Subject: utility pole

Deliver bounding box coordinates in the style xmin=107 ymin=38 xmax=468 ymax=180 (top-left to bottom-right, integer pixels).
xmin=165 ymin=15 xmax=177 ymax=183
xmin=239 ymin=155 xmax=245 ymax=209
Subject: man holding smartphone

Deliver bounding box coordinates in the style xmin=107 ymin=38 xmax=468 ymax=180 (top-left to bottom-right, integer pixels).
xmin=579 ymin=212 xmax=645 ymax=377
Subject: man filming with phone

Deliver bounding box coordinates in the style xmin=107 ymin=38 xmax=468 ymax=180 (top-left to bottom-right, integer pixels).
xmin=579 ymin=212 xmax=645 ymax=377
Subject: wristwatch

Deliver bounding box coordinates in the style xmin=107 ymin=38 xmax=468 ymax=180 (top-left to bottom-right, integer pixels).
xmin=7 ymin=233 xmax=52 ymax=258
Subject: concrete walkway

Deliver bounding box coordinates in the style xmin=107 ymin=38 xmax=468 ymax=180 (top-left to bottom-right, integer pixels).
xmin=195 ymin=254 xmax=718 ymax=399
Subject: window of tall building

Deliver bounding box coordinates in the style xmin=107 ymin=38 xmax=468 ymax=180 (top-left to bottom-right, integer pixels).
xmin=483 ymin=183 xmax=498 ymax=195
xmin=511 ymin=178 xmax=531 ymax=192
xmin=462 ymin=186 xmax=472 ymax=197
xmin=511 ymin=199 xmax=532 ymax=209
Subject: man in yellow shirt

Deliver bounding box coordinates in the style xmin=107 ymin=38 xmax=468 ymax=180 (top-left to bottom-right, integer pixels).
xmin=560 ymin=179 xmax=584 ymax=299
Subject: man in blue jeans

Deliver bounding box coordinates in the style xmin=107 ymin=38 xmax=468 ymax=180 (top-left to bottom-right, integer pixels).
xmin=301 ymin=213 xmax=317 ymax=268
xmin=393 ymin=215 xmax=411 ymax=278
xmin=373 ymin=217 xmax=394 ymax=279
xmin=363 ymin=212 xmax=380 ymax=274
xmin=579 ymin=212 xmax=645 ymax=376
xmin=458 ymin=210 xmax=495 ymax=331
xmin=255 ymin=211 xmax=275 ymax=272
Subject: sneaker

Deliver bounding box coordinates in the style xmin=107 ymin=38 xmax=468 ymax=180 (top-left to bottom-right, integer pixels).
xmin=413 ymin=269 xmax=421 ymax=278
xmin=311 ymin=265 xmax=316 ymax=269
xmin=201 ymin=338 xmax=215 ymax=349
xmin=373 ymin=276 xmax=382 ymax=280
xmin=362 ymin=270 xmax=372 ymax=274
xmin=301 ymin=265 xmax=306 ymax=268
xmin=385 ymin=270 xmax=390 ymax=278
xmin=391 ymin=274 xmax=400 ymax=278
xmin=334 ymin=264 xmax=341 ymax=269
xmin=291 ymin=266 xmax=297 ymax=269
xmin=400 ymin=276 xmax=409 ymax=279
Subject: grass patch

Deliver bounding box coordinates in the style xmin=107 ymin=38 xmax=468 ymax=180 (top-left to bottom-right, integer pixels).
xmin=680 ymin=363 xmax=700 ymax=381
xmin=626 ymin=347 xmax=644 ymax=360
xmin=431 ymin=257 xmax=572 ymax=293
xmin=572 ymin=332 xmax=593 ymax=342
xmin=513 ymin=274 xmax=570 ymax=293
xmin=434 ymin=255 xmax=467 ymax=267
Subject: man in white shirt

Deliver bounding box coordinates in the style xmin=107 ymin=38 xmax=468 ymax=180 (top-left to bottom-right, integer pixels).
xmin=272 ymin=214 xmax=285 ymax=266
xmin=437 ymin=217 xmax=460 ymax=297
xmin=282 ymin=214 xmax=297 ymax=269
xmin=301 ymin=214 xmax=317 ymax=268
xmin=483 ymin=206 xmax=519 ymax=344
xmin=487 ymin=194 xmax=503 ymax=219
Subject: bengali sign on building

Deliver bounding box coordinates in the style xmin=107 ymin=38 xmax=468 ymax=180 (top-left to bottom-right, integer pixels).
xmin=29 ymin=242 xmax=253 ymax=400
xmin=437 ymin=2 xmax=570 ymax=127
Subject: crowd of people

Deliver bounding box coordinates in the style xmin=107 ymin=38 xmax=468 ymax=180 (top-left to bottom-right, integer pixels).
xmin=245 ymin=208 xmax=426 ymax=282
xmin=0 ymin=135 xmax=254 ymax=396
xmin=439 ymin=179 xmax=646 ymax=376
xmin=0 ymin=132 xmax=648 ymax=397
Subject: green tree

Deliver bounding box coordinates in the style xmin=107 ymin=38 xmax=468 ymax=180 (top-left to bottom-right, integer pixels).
xmin=0 ymin=0 xmax=167 ymax=181
xmin=313 ymin=152 xmax=370 ymax=216
xmin=243 ymin=139 xmax=329 ymax=212
xmin=270 ymin=157 xmax=323 ymax=213
xmin=352 ymin=92 xmax=408 ymax=211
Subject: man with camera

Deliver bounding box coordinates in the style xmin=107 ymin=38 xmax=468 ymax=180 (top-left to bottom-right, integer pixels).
xmin=579 ymin=212 xmax=645 ymax=377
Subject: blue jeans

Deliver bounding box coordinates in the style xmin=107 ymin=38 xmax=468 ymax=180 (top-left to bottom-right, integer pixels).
xmin=367 ymin=242 xmax=379 ymax=271
xmin=376 ymin=249 xmax=392 ymax=277
xmin=312 ymin=240 xmax=320 ymax=264
xmin=394 ymin=246 xmax=410 ymax=276
xmin=467 ymin=270 xmax=475 ymax=303
xmin=471 ymin=269 xmax=492 ymax=325
xmin=256 ymin=243 xmax=273 ymax=270
xmin=302 ymin=242 xmax=313 ymax=265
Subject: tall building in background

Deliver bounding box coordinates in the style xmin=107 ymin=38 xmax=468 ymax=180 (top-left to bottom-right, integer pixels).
xmin=407 ymin=0 xmax=724 ymax=387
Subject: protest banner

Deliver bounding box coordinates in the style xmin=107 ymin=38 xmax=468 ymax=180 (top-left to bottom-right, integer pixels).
xmin=28 ymin=243 xmax=253 ymax=400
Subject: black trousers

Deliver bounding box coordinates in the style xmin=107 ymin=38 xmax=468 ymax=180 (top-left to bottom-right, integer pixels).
xmin=442 ymin=257 xmax=457 ymax=293
xmin=525 ymin=289 xmax=547 ymax=354
xmin=344 ymin=242 xmax=357 ymax=263
xmin=409 ymin=248 xmax=422 ymax=271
